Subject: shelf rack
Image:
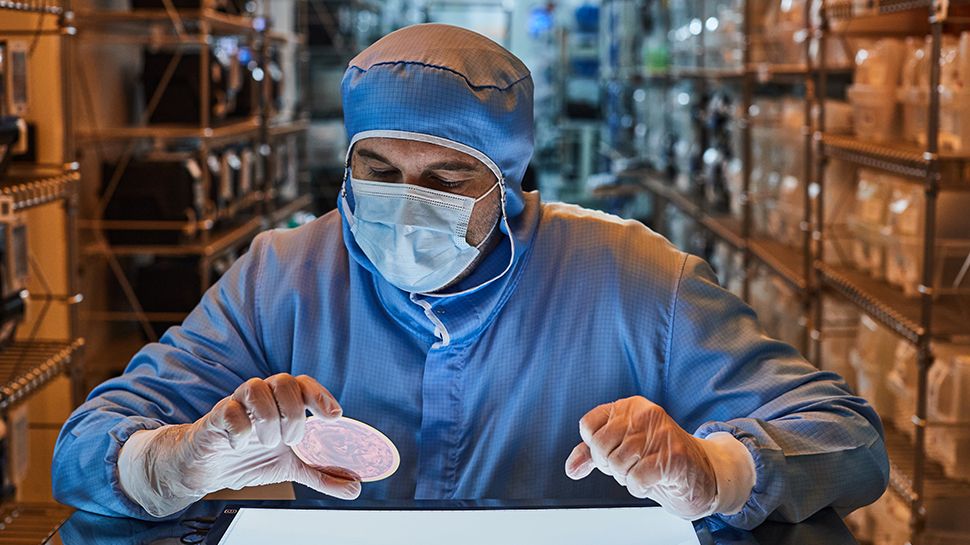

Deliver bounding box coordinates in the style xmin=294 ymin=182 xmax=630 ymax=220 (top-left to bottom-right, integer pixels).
xmin=619 ymin=168 xmax=809 ymax=295
xmin=883 ymin=425 xmax=970 ymax=503
xmin=0 ymin=340 xmax=84 ymax=413
xmin=0 ymin=2 xmax=84 ymax=387
xmin=820 ymin=133 xmax=970 ymax=188
xmin=72 ymin=1 xmax=313 ymax=353
xmin=0 ymin=1 xmax=62 ymax=15
xmin=75 ymin=117 xmax=262 ymax=145
xmin=0 ymin=167 xmax=79 ymax=212
xmin=812 ymin=0 xmax=970 ymax=541
xmin=604 ymin=2 xmax=970 ymax=540
xmin=82 ymin=215 xmax=263 ymax=258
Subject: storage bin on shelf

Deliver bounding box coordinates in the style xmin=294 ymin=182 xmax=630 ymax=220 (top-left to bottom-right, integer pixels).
xmin=927 ymin=343 xmax=970 ymax=483
xmin=749 ymin=265 xmax=804 ymax=349
xmin=847 ymin=39 xmax=905 ymax=142
xmin=897 ymin=33 xmax=970 ymax=152
xmin=668 ymin=83 xmax=699 ymax=193
xmin=819 ymin=297 xmax=861 ymax=392
xmin=702 ymin=0 xmax=745 ymax=69
xmin=752 ymin=107 xmax=803 ymax=246
xmin=938 ymin=87 xmax=970 ymax=152
xmin=896 ymin=86 xmax=970 ymax=152
xmin=888 ymin=340 xmax=917 ymax=437
xmin=760 ymin=0 xmax=806 ymax=66
xmin=885 ymin=236 xmax=970 ymax=297
xmin=768 ymin=174 xmax=803 ymax=248
xmin=849 ymin=314 xmax=899 ymax=415
xmin=848 ymin=219 xmax=889 ymax=281
xmin=847 ymin=169 xmax=893 ymax=280
xmin=847 ymin=84 xmax=899 ymax=144
xmin=885 ymin=183 xmax=970 ymax=297
xmin=898 ymin=86 xmax=928 ymax=146
xmin=820 ymin=158 xmax=858 ymax=269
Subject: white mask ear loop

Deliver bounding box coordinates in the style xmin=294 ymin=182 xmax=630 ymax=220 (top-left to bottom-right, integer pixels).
xmin=422 ymin=181 xmax=515 ymax=298
xmin=474 ymin=181 xmax=499 ymax=203
xmin=470 ymin=182 xmax=501 ymax=251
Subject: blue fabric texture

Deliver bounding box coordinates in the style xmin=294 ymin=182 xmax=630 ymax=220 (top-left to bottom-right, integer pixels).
xmin=52 ymin=24 xmax=888 ymax=529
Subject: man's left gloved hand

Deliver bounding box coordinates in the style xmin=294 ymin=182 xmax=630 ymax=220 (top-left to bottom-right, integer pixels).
xmin=564 ymin=396 xmax=755 ymax=520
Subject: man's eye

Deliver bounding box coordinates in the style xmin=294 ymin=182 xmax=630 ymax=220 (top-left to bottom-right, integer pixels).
xmin=368 ymin=167 xmax=397 ymax=177
xmin=432 ymin=176 xmax=463 ymax=187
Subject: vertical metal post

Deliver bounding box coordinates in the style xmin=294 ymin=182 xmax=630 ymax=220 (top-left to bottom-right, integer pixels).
xmin=60 ymin=0 xmax=85 ymax=405
xmin=799 ymin=0 xmax=814 ymax=358
xmin=811 ymin=4 xmax=829 ymax=369
xmin=259 ymin=13 xmax=271 ymax=217
xmin=200 ymin=28 xmax=213 ymax=246
xmin=739 ymin=0 xmax=753 ymax=303
xmin=299 ymin=0 xmax=310 ymax=120
xmin=199 ymin=256 xmax=212 ymax=295
xmin=911 ymin=7 xmax=945 ymax=543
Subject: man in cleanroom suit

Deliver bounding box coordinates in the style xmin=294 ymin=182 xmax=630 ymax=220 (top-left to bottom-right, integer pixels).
xmin=52 ymin=24 xmax=889 ymax=529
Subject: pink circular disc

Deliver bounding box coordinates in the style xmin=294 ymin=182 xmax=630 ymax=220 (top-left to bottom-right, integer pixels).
xmin=291 ymin=416 xmax=400 ymax=482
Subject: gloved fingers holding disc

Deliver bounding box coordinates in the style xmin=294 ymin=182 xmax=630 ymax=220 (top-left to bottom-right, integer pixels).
xmin=265 ymin=373 xmax=314 ymax=446
xmin=291 ymin=463 xmax=362 ymax=501
xmin=293 ymin=374 xmax=343 ymax=419
xmin=231 ymin=377 xmax=284 ymax=447
xmin=206 ymin=396 xmax=254 ymax=450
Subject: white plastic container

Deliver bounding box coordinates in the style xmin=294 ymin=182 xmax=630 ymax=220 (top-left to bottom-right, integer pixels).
xmin=895 ymin=87 xmax=970 ymax=152
xmin=887 ymin=340 xmax=917 ymax=437
xmin=885 ymin=236 xmax=970 ymax=297
xmin=850 ymin=315 xmax=900 ymax=415
xmin=898 ymin=86 xmax=929 ymax=146
xmin=848 ymin=84 xmax=899 ymax=143
xmin=848 ymin=170 xmax=893 ymax=280
xmin=769 ymin=174 xmax=803 ymax=248
xmin=849 ymin=220 xmax=889 ymax=281
xmin=927 ymin=344 xmax=970 ymax=483
xmin=939 ymin=88 xmax=970 ymax=152
xmin=820 ymin=297 xmax=860 ymax=392
xmin=885 ymin=185 xmax=970 ymax=296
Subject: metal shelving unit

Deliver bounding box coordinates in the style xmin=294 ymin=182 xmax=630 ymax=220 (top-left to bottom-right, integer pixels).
xmin=821 ymin=133 xmax=970 ymax=187
xmin=0 ymin=166 xmax=79 ymax=212
xmin=0 ymin=1 xmax=62 ymax=15
xmin=603 ymin=0 xmax=970 ymax=542
xmin=620 ymin=168 xmax=810 ymax=293
xmin=75 ymin=117 xmax=262 ymax=144
xmin=0 ymin=340 xmax=84 ymax=413
xmin=812 ymin=0 xmax=970 ymax=541
xmin=73 ymin=1 xmax=313 ymax=349
xmin=607 ymin=0 xmax=816 ymax=354
xmin=0 ymin=0 xmax=85 ymax=528
xmin=0 ymin=3 xmax=85 ymax=395
xmin=81 ymin=215 xmax=263 ymax=258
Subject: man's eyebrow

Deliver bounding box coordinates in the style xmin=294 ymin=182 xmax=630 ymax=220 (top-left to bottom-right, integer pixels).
xmin=423 ymin=160 xmax=480 ymax=172
xmin=356 ymin=149 xmax=395 ymax=165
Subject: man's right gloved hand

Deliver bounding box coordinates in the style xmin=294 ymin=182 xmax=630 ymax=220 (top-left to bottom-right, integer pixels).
xmin=117 ymin=374 xmax=361 ymax=518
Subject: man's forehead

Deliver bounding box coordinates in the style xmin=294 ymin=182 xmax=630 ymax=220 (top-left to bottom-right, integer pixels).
xmin=353 ymin=137 xmax=486 ymax=170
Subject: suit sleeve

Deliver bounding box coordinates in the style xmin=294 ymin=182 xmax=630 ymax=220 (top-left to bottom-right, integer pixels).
xmin=52 ymin=232 xmax=276 ymax=519
xmin=662 ymin=254 xmax=890 ymax=529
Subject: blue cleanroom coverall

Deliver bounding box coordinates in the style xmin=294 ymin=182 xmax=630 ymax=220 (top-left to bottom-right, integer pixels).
xmin=52 ymin=24 xmax=889 ymax=530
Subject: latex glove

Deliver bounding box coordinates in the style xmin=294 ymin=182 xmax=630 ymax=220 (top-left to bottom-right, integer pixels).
xmin=118 ymin=374 xmax=361 ymax=518
xmin=564 ymin=396 xmax=755 ymax=520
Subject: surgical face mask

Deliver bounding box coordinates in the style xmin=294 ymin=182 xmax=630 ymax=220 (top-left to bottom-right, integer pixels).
xmin=344 ymin=177 xmax=500 ymax=294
